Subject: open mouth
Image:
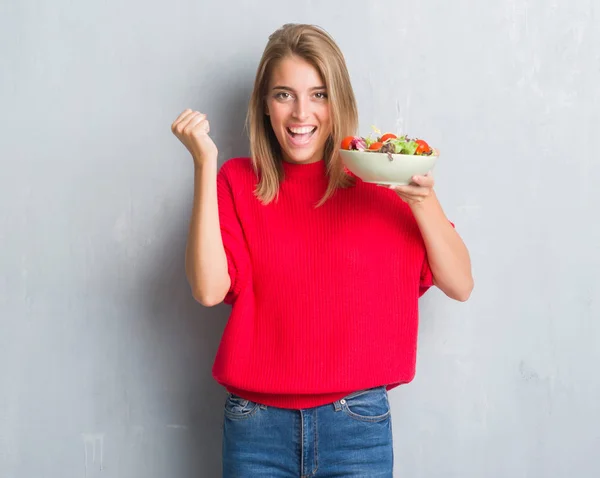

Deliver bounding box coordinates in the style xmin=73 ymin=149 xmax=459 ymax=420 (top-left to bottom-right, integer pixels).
xmin=286 ymin=127 xmax=317 ymax=146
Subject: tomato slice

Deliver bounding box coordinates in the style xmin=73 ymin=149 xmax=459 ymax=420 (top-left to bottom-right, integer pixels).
xmin=380 ymin=133 xmax=397 ymax=142
xmin=369 ymin=141 xmax=383 ymax=151
xmin=341 ymin=136 xmax=355 ymax=150
xmin=415 ymin=139 xmax=431 ymax=155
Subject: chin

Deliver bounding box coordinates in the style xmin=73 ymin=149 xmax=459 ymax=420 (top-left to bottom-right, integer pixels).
xmin=282 ymin=139 xmax=327 ymax=164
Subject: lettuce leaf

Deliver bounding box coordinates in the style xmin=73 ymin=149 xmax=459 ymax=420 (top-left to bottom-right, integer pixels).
xmin=388 ymin=136 xmax=419 ymax=155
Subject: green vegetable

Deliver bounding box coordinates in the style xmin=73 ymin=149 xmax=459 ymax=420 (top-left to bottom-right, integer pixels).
xmin=388 ymin=136 xmax=419 ymax=155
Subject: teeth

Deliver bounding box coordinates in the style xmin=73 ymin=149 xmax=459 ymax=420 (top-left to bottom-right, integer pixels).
xmin=288 ymin=126 xmax=316 ymax=134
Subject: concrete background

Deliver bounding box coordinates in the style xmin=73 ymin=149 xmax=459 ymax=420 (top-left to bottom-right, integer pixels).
xmin=1 ymin=0 xmax=598 ymax=476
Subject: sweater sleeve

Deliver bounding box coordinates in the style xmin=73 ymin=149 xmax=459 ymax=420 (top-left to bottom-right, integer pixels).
xmin=216 ymin=164 xmax=252 ymax=305
xmin=419 ymin=220 xmax=455 ymax=297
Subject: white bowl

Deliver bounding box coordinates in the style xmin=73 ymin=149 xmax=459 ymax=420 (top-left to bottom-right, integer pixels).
xmin=339 ymin=149 xmax=439 ymax=186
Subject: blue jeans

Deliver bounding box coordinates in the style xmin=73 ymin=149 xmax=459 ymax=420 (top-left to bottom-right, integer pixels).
xmin=222 ymin=385 xmax=393 ymax=477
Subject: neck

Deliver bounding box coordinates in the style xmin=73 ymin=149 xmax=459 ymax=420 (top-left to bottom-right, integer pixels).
xmin=280 ymin=158 xmax=327 ymax=181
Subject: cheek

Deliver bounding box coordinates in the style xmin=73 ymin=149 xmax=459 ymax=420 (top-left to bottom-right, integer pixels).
xmin=319 ymin=110 xmax=332 ymax=133
xmin=318 ymin=105 xmax=331 ymax=126
xmin=267 ymin=102 xmax=288 ymax=127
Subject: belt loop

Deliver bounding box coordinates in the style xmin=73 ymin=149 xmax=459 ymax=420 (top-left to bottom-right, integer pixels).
xmin=333 ymin=399 xmax=342 ymax=412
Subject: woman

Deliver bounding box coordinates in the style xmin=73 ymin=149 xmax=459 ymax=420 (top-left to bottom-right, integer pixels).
xmin=172 ymin=23 xmax=473 ymax=478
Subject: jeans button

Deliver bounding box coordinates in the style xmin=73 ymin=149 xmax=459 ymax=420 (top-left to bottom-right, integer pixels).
xmin=340 ymin=399 xmax=346 ymax=404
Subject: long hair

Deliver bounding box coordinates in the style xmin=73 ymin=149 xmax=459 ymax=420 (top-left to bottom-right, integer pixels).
xmin=246 ymin=24 xmax=358 ymax=207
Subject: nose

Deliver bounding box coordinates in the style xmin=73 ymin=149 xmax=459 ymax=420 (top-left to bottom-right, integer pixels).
xmin=292 ymin=95 xmax=309 ymax=121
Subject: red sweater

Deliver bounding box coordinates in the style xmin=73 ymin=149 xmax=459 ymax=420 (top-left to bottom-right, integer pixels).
xmin=213 ymin=157 xmax=436 ymax=409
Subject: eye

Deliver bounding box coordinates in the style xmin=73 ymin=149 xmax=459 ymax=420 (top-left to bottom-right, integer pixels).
xmin=275 ymin=92 xmax=292 ymax=100
xmin=315 ymin=92 xmax=328 ymax=99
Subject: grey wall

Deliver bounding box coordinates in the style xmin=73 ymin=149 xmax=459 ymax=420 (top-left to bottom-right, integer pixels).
xmin=1 ymin=0 xmax=598 ymax=477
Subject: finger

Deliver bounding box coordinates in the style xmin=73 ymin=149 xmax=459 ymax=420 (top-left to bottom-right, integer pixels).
xmin=183 ymin=111 xmax=206 ymax=129
xmin=183 ymin=115 xmax=208 ymax=134
xmin=192 ymin=118 xmax=210 ymax=134
xmin=172 ymin=109 xmax=196 ymax=131
xmin=176 ymin=112 xmax=206 ymax=134
xmin=411 ymin=175 xmax=435 ymax=187
xmin=173 ymin=108 xmax=193 ymax=124
xmin=173 ymin=111 xmax=199 ymax=133
xmin=393 ymin=185 xmax=430 ymax=196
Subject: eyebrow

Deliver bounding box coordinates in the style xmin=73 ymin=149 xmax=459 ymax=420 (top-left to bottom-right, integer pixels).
xmin=271 ymin=85 xmax=327 ymax=92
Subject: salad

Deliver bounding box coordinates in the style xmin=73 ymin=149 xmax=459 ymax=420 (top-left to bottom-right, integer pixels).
xmin=340 ymin=126 xmax=434 ymax=159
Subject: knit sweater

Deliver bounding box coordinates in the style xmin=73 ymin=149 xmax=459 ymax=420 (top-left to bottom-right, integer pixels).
xmin=213 ymin=156 xmax=437 ymax=409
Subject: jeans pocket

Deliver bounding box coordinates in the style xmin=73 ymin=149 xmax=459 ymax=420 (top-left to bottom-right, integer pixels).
xmin=339 ymin=386 xmax=391 ymax=423
xmin=224 ymin=393 xmax=261 ymax=421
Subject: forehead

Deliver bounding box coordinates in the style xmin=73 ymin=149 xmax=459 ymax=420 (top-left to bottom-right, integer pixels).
xmin=268 ymin=55 xmax=325 ymax=90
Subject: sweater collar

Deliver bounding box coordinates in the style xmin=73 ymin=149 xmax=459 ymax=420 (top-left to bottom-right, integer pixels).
xmin=281 ymin=158 xmax=327 ymax=181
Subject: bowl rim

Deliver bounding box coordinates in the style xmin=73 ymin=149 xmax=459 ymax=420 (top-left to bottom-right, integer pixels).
xmin=338 ymin=148 xmax=440 ymax=158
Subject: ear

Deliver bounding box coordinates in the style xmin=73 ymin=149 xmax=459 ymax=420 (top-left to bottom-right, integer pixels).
xmin=265 ymin=104 xmax=270 ymax=116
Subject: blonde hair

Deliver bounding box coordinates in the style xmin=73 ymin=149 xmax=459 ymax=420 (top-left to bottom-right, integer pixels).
xmin=246 ymin=23 xmax=358 ymax=207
